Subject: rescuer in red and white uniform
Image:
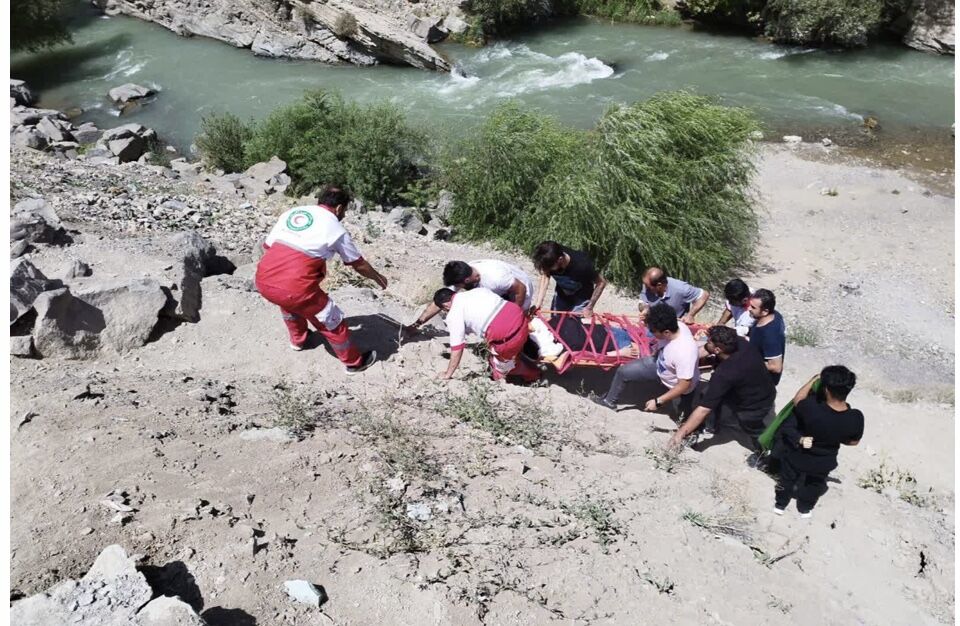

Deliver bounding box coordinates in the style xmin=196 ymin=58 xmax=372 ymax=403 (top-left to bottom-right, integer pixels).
xmin=255 ymin=187 xmax=387 ymax=372
xmin=433 ymin=287 xmax=540 ymax=383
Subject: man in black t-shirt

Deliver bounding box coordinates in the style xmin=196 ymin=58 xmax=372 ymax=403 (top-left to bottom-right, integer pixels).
xmin=775 ymin=365 xmax=864 ymax=518
xmin=531 ymin=241 xmax=608 ymax=316
xmin=669 ymin=326 xmax=776 ymax=452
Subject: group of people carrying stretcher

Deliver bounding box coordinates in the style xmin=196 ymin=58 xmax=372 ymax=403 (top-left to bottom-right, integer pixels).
xmin=254 ymin=188 xmax=865 ymax=518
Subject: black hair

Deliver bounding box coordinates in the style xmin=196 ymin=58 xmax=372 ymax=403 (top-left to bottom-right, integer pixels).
xmin=646 ymin=303 xmax=679 ymax=333
xmin=724 ymin=278 xmax=750 ymax=304
xmin=752 ymin=288 xmax=776 ymax=314
xmin=820 ymin=365 xmax=857 ymax=401
xmin=707 ymin=325 xmax=739 ymax=354
xmin=318 ymin=186 xmax=351 ymax=209
xmin=532 ymin=241 xmax=563 ymax=274
xmin=433 ymin=288 xmax=456 ymax=308
xmin=443 ymin=261 xmax=473 ymax=287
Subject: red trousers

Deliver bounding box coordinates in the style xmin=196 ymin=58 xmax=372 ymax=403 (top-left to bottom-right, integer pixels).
xmin=256 ymin=282 xmax=362 ymax=367
xmin=485 ymin=303 xmax=540 ymax=383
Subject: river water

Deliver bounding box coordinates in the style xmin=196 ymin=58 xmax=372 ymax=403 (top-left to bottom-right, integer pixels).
xmin=11 ymin=5 xmax=955 ymax=152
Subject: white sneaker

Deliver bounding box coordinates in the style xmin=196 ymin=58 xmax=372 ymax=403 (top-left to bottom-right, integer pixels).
xmin=773 ymin=507 xmax=785 ymax=516
xmin=290 ymin=343 xmax=304 ymax=351
xmin=798 ymin=510 xmax=813 ymax=519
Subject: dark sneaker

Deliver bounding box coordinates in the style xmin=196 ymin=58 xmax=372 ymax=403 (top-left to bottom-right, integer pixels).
xmin=346 ymin=350 xmax=377 ymax=373
xmin=589 ymin=393 xmax=616 ymax=410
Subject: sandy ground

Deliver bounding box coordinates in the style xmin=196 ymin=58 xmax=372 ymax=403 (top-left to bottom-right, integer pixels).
xmin=9 ymin=144 xmax=955 ymax=625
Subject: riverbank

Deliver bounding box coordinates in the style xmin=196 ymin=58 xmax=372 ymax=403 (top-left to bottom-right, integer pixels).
xmin=9 ymin=141 xmax=954 ymax=624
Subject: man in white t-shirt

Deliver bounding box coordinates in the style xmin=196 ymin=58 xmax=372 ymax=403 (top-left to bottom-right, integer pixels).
xmin=714 ymin=278 xmax=755 ymax=337
xmin=591 ymin=303 xmax=700 ymax=415
xmin=433 ymin=287 xmax=540 ymax=383
xmin=407 ymin=259 xmax=534 ymax=333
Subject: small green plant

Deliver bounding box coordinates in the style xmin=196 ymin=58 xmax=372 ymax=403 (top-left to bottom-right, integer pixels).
xmin=441 ymin=381 xmax=546 ymax=448
xmin=787 ymin=323 xmax=819 ymax=347
xmin=144 ymin=136 xmax=171 ymax=168
xmin=767 ymin=595 xmax=793 ymax=613
xmin=562 ymin=496 xmax=623 ymax=550
xmin=397 ymin=178 xmax=441 ymax=208
xmin=353 ymin=412 xmax=439 ymax=481
xmin=638 ymin=570 xmax=675 ymax=595
xmin=682 ymin=510 xmax=752 ymax=542
xmin=270 ymin=385 xmax=315 ymax=436
xmin=858 ymin=460 xmax=931 ymax=507
xmin=644 ymin=444 xmax=693 ymax=473
xmin=195 ymin=111 xmax=253 ymax=173
xmin=575 ymin=0 xmax=682 ymax=25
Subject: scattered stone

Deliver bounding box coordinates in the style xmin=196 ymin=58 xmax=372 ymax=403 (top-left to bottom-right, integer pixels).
xmin=387 ymin=207 xmax=426 ymax=235
xmin=36 ymin=116 xmax=76 ymax=143
xmin=839 ymin=280 xmax=861 ymax=295
xmin=443 ymin=14 xmax=469 ymax=35
xmin=406 ymin=15 xmax=446 ymax=43
xmin=11 ymin=335 xmax=35 ymax=358
xmin=17 ymin=411 xmax=37 ymax=429
xmin=10 ymin=106 xmax=66 ymax=127
xmin=406 ymin=501 xmax=431 ymax=521
xmin=12 ymin=197 xmax=67 ymax=245
xmin=73 ymin=123 xmax=103 ymax=145
xmin=10 ymin=79 xmax=34 ymax=106
xmin=821 ymin=137 xmax=833 ymax=146
xmin=57 ymin=260 xmax=93 ymax=280
xmin=79 ymin=527 xmax=94 ymax=536
xmin=11 ymin=125 xmax=49 ymax=150
xmin=782 ymin=135 xmax=802 ymax=144
xmin=109 ymin=512 xmax=134 ymax=526
xmin=283 ymin=580 xmax=328 ymax=608
xmin=10 ymin=257 xmax=53 ymax=325
xmin=11 ymin=239 xmax=28 ymax=258
xmin=108 ymin=83 xmax=157 ymax=105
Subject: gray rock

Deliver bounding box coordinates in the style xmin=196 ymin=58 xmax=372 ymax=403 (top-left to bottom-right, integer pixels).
xmin=108 ymin=83 xmax=157 ymax=104
xmin=10 ymin=335 xmax=34 ymax=357
xmin=10 ymin=106 xmax=65 ymax=127
xmin=434 ymin=189 xmax=454 ymax=223
xmin=108 ymin=135 xmax=147 ymax=163
xmin=11 ymin=239 xmax=28 ymax=258
xmin=443 ymin=15 xmax=469 ymax=35
xmin=406 ymin=501 xmax=432 ymax=521
xmin=406 ymin=16 xmax=447 ymax=43
xmin=283 ymin=580 xmax=327 ymax=607
xmin=243 ymin=156 xmax=287 ymax=182
xmin=36 ymin=116 xmax=75 ymax=143
xmin=170 ymin=158 xmax=203 ymax=176
xmin=782 ymin=135 xmax=803 ymax=144
xmin=136 ymin=595 xmax=206 ymax=625
xmin=57 ymin=260 xmax=93 ymax=280
xmin=33 ymin=279 xmax=166 ymax=357
xmin=10 ymin=257 xmax=52 ymax=325
xmin=903 ymin=0 xmax=955 ymax=54
xmin=154 ymin=231 xmax=223 ymax=322
xmin=10 ymin=79 xmax=34 ymax=106
xmin=101 ymin=123 xmax=157 ymax=143
xmin=11 ymin=125 xmax=49 ymax=150
xmin=387 ymin=207 xmax=426 ymax=234
xmin=12 ymin=197 xmax=67 ymax=245
xmin=74 ymin=123 xmax=103 ymax=145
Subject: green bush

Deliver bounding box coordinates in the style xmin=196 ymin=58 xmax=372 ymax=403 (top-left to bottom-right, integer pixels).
xmin=679 ymin=0 xmax=765 ymax=29
xmin=763 ymin=0 xmax=884 ymax=47
xmin=244 ymin=91 xmax=427 ymax=203
xmin=195 ymin=112 xmax=253 ymax=173
xmin=575 ymin=0 xmax=682 ymax=24
xmin=463 ymin=0 xmax=564 ymax=40
xmin=444 ymin=92 xmax=760 ymax=288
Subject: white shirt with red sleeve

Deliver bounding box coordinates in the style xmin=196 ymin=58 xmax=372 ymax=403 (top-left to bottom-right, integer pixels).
xmin=256 ymin=205 xmax=364 ymax=296
xmin=445 ymin=288 xmax=507 ymax=352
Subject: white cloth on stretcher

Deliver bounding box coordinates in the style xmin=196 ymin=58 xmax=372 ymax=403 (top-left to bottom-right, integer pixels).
xmin=528 ymin=317 xmax=563 ymax=358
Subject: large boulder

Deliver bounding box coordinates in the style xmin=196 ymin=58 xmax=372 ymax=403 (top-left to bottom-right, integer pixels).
xmin=32 ymin=278 xmax=166 ymax=358
xmin=10 ymin=125 xmax=49 ymax=150
xmin=11 ymin=198 xmax=68 ymax=245
xmin=387 ymin=207 xmax=426 ymax=234
xmin=99 ymin=123 xmax=158 ymax=162
xmin=903 ymin=0 xmax=955 ymax=54
xmin=36 ymin=116 xmax=76 ymax=143
xmin=158 ymin=231 xmax=217 ymax=322
xmin=10 ymin=258 xmax=52 ymax=325
xmin=10 ymin=79 xmax=34 ymax=106
xmin=108 ymin=83 xmax=157 ymax=104
xmin=10 ymin=545 xmax=157 ymax=626
xmin=406 ymin=16 xmax=447 ymax=43
xmin=243 ymin=156 xmax=287 ymax=183
xmin=10 ymin=106 xmax=66 ymax=127
xmin=136 ymin=596 xmax=206 ymax=626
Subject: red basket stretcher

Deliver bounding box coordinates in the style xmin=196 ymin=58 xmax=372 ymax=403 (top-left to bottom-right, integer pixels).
xmin=534 ymin=310 xmax=709 ymax=375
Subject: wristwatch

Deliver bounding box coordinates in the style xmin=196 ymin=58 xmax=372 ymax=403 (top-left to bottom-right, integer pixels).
xmin=654 ymin=397 xmax=662 ymax=408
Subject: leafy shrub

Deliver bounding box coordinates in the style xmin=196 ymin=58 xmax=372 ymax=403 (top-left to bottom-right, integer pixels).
xmin=244 ymin=90 xmax=427 ymax=203
xmin=444 ymin=92 xmax=760 ymax=289
xmin=679 ymin=0 xmax=765 ymax=30
xmin=195 ymin=112 xmax=253 ymax=173
xmin=463 ymin=0 xmax=564 ymax=40
xmin=12 ymin=0 xmax=71 ymax=52
xmin=576 ymin=0 xmax=682 ymax=24
xmin=763 ymin=0 xmax=884 ymax=47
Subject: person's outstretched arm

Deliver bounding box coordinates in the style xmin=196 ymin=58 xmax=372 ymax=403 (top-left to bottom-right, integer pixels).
xmin=582 ymin=273 xmax=608 ymax=318
xmin=350 ymin=259 xmax=388 ymax=289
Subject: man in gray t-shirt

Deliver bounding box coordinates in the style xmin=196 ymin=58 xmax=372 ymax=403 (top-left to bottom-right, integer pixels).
xmin=639 ymin=266 xmax=710 ymax=324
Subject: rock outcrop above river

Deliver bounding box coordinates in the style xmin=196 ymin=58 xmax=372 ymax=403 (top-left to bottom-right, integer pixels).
xmin=901 ymin=0 xmax=955 ymax=54
xmin=91 ymin=0 xmax=455 ymax=71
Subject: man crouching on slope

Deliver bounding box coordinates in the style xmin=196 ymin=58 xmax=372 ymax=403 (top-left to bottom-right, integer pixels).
xmin=255 ymin=186 xmax=387 ymax=373
xmin=433 ymin=287 xmax=540 ymax=383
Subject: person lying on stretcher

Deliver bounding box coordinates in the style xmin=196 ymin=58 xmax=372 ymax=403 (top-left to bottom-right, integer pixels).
xmin=525 ymin=313 xmax=640 ymax=370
